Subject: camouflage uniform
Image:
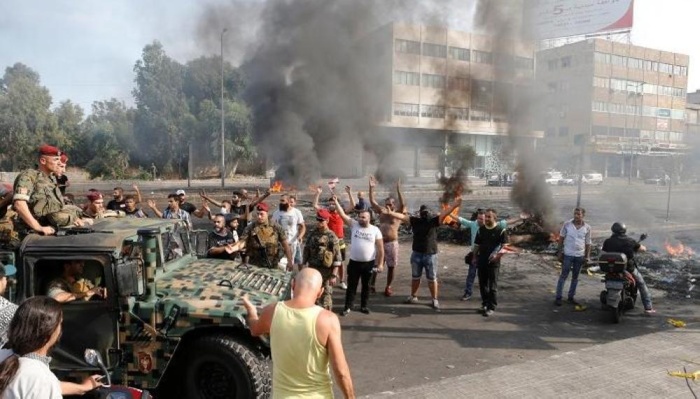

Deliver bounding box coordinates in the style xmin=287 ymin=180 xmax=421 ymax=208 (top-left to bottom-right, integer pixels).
xmin=303 ymin=227 xmax=342 ymax=310
xmin=12 ymin=169 xmax=80 ymax=230
xmin=239 ymin=221 xmax=287 ymax=268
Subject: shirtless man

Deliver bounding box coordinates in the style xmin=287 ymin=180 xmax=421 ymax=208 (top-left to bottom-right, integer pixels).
xmin=368 ymin=176 xmax=406 ymax=297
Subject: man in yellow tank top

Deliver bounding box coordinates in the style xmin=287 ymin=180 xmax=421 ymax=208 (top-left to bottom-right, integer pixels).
xmin=242 ymin=268 xmax=355 ymax=398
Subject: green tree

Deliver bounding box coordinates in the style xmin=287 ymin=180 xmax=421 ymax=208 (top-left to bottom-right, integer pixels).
xmin=0 ymin=63 xmax=54 ymax=170
xmin=132 ymin=41 xmax=191 ymax=177
xmin=50 ymin=100 xmax=84 ymax=156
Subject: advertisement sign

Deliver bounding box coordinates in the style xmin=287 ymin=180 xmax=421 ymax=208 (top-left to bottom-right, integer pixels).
xmin=524 ymin=0 xmax=634 ymax=40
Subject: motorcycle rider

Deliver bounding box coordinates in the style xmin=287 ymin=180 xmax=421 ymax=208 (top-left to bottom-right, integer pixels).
xmin=601 ymin=222 xmax=655 ymax=314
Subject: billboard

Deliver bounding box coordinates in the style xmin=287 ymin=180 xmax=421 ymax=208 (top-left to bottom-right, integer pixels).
xmin=524 ymin=0 xmax=634 ymax=40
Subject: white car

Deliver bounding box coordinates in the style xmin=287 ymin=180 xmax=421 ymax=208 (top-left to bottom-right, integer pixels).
xmin=544 ymin=171 xmax=563 ymax=185
xmin=582 ymin=173 xmax=603 ymax=185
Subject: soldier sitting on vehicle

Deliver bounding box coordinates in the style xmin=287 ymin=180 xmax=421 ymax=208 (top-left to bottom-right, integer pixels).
xmin=227 ymin=202 xmax=293 ymax=269
xmin=12 ymin=145 xmax=91 ymax=238
xmin=82 ymin=191 xmax=125 ymax=219
xmin=46 ymin=260 xmax=106 ymax=303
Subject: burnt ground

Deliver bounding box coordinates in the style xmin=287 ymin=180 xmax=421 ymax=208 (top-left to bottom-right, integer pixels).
xmin=134 ymin=181 xmax=700 ymax=397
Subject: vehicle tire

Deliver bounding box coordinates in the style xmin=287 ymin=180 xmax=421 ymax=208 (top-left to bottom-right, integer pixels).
xmin=181 ymin=335 xmax=271 ymax=399
xmin=612 ymin=291 xmax=624 ymax=324
xmin=599 ymin=290 xmax=607 ymax=305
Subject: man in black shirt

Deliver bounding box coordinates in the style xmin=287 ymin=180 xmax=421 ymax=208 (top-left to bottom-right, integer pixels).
xmin=601 ymin=222 xmax=654 ymax=314
xmin=107 ymin=184 xmax=143 ymax=211
xmin=474 ymin=208 xmax=508 ymax=317
xmin=388 ymin=197 xmax=461 ymax=312
xmin=207 ymin=214 xmax=239 ymax=259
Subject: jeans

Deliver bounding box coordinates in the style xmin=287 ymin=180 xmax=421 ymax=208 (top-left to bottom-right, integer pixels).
xmin=478 ymin=263 xmax=500 ymax=310
xmin=410 ymin=252 xmax=437 ymax=281
xmin=464 ymin=258 xmax=478 ymax=296
xmin=632 ymin=268 xmax=653 ymax=310
xmin=555 ymin=255 xmax=585 ymax=300
xmin=345 ymin=259 xmax=375 ymax=310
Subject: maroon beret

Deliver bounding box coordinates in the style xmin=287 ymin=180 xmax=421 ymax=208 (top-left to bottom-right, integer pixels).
xmin=60 ymin=153 xmax=68 ymax=163
xmin=316 ymin=209 xmax=331 ymax=221
xmin=86 ymin=191 xmax=103 ymax=202
xmin=256 ymin=202 xmax=269 ymax=212
xmin=38 ymin=144 xmax=61 ymax=156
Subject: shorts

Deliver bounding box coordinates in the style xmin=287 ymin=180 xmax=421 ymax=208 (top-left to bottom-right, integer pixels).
xmin=410 ymin=251 xmax=437 ymax=282
xmin=290 ymin=241 xmax=303 ymax=265
xmin=384 ymin=241 xmax=399 ymax=268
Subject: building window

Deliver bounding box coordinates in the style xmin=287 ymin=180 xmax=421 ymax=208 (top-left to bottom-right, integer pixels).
xmin=471 ymin=79 xmax=493 ymax=109
xmin=593 ymin=76 xmax=609 ymax=88
xmin=515 ymin=56 xmax=533 ymax=70
xmin=558 ymin=126 xmax=569 ymax=137
xmin=626 ymin=128 xmax=640 ymax=138
xmin=561 ymin=56 xmax=572 ymax=68
xmin=669 ymin=132 xmax=684 ymax=142
xmin=611 ymin=54 xmax=626 ymax=66
xmin=674 ymin=65 xmax=688 ymax=76
xmin=656 ymin=131 xmax=669 ymax=141
xmin=592 ymin=125 xmax=608 ymax=135
xmin=644 ymin=60 xmax=658 ymax=72
xmin=448 ymin=46 xmax=470 ymax=61
xmin=609 ymin=127 xmax=625 ymax=137
xmin=492 ymin=113 xmax=508 ymax=123
xmin=659 ymin=62 xmax=673 ymax=74
xmin=592 ymin=101 xmax=607 ymax=112
xmin=393 ymin=102 xmax=419 ymax=117
xmin=594 ymin=52 xmax=611 ymax=64
xmin=473 ymin=50 xmax=493 ymax=64
xmin=448 ymin=76 xmax=469 ymax=91
xmin=688 ymin=110 xmax=699 ymax=124
xmin=420 ymin=104 xmax=445 ymax=119
xmin=422 ymin=43 xmax=447 ymax=58
xmin=627 ymin=57 xmax=643 ymax=69
xmin=448 ymin=107 xmax=469 ymax=121
xmin=421 ymin=73 xmax=446 ymax=89
xmin=395 ymin=39 xmax=421 ymax=55
xmin=393 ymin=71 xmax=420 ymax=86
xmin=470 ymin=109 xmax=491 ymax=122
xmin=547 ymin=59 xmax=558 ymax=70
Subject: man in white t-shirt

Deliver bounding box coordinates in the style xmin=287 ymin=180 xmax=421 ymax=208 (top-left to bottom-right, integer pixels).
xmin=554 ymin=207 xmax=591 ymax=306
xmin=332 ymin=196 xmax=384 ymax=316
xmin=271 ymin=194 xmax=306 ymax=271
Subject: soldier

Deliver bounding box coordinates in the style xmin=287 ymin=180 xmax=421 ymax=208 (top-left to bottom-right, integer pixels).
xmin=12 ymin=145 xmax=87 ymax=237
xmin=303 ymin=209 xmax=342 ymax=310
xmin=82 ymin=191 xmax=125 ymax=219
xmin=228 ymin=203 xmax=293 ymax=269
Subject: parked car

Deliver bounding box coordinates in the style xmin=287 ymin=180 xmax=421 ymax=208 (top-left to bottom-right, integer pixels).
xmin=544 ymin=171 xmax=563 ymax=185
xmin=644 ymin=175 xmax=667 ymax=185
xmin=582 ymin=172 xmax=603 ymax=185
xmin=558 ymin=175 xmax=576 ymax=186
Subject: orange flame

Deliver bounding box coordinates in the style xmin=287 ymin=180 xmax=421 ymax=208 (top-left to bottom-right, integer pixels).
xmin=664 ymin=240 xmax=695 ymax=257
xmin=270 ymin=181 xmax=283 ymax=193
xmin=550 ymin=232 xmax=561 ymax=243
xmin=441 ymin=202 xmax=460 ymax=225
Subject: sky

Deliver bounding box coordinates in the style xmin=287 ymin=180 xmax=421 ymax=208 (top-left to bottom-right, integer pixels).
xmin=0 ymin=0 xmax=698 ymax=113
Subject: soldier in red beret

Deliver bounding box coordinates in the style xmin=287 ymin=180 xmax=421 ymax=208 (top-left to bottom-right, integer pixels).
xmin=56 ymin=153 xmax=70 ymax=197
xmin=228 ymin=202 xmax=293 ymax=269
xmin=11 ymin=145 xmax=89 ymax=238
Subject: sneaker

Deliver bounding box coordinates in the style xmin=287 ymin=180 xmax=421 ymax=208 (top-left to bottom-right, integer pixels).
xmin=554 ymin=298 xmax=562 ymax=306
xmin=485 ymin=309 xmax=495 ymax=317
xmin=341 ymin=308 xmax=351 ymax=316
xmin=567 ymin=298 xmax=580 ymax=306
xmin=339 ymin=281 xmax=348 ymax=290
xmin=404 ymin=296 xmax=418 ymax=304
xmin=431 ymin=299 xmax=441 ymax=312
xmin=461 ymin=293 xmax=472 ymax=301
xmin=360 ymin=307 xmax=371 ymax=314
xmin=384 ymin=286 xmax=393 ymax=297
xmin=644 ymin=308 xmax=656 ymax=315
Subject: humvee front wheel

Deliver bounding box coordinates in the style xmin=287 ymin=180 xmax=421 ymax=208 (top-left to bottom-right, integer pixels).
xmin=183 ymin=335 xmax=271 ymax=398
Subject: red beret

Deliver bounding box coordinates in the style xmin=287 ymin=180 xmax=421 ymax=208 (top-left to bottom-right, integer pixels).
xmin=316 ymin=209 xmax=331 ymax=221
xmin=87 ymin=191 xmax=103 ymax=202
xmin=60 ymin=153 xmax=68 ymax=163
xmin=38 ymin=144 xmax=61 ymax=156
xmin=256 ymin=202 xmax=269 ymax=212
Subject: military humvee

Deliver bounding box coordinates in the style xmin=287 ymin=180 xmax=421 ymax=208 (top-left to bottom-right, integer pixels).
xmin=3 ymin=217 xmax=292 ymax=398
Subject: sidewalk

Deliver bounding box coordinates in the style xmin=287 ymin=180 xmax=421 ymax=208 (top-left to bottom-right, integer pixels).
xmin=364 ymin=326 xmax=699 ymax=398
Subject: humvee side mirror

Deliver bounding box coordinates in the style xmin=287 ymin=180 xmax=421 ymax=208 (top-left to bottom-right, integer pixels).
xmin=116 ymin=260 xmax=144 ymax=297
xmin=84 ymin=348 xmax=111 ymax=387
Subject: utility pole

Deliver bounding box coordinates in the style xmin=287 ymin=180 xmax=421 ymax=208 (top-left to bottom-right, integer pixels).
xmin=575 ymin=133 xmax=585 ymax=207
xmin=220 ymin=28 xmax=228 ymax=188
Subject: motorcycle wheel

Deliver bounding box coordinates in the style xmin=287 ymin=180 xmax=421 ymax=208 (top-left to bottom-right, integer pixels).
xmin=612 ymin=290 xmax=625 ymax=324
xmin=164 ymin=334 xmax=271 ymax=399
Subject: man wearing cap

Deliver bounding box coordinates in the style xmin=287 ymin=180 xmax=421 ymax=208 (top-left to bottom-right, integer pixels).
xmin=12 ymin=145 xmax=86 ymax=236
xmin=303 ymin=209 xmax=342 ymax=310
xmin=0 ymin=263 xmax=18 ymax=346
xmin=175 ymin=190 xmax=197 ymax=214
xmin=227 ymin=202 xmax=293 ymax=269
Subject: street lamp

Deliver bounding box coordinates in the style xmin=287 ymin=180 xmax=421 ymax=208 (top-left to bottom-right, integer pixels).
xmin=220 ymin=28 xmax=228 ymax=188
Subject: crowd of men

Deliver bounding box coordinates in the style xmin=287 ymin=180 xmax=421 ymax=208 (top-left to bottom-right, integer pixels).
xmin=0 ymin=144 xmax=658 ymax=398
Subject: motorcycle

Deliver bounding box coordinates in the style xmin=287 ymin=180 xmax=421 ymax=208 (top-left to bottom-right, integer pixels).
xmin=597 ymin=233 xmax=647 ymax=323
xmin=83 ymin=349 xmax=152 ymax=399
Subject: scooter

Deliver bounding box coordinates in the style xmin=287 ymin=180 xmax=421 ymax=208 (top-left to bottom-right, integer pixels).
xmin=597 ymin=234 xmax=646 ymax=324
xmin=84 ymin=349 xmax=152 ymax=399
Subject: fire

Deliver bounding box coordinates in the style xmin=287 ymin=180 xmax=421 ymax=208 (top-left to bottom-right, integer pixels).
xmin=549 ymin=232 xmax=561 ymax=243
xmin=441 ymin=202 xmax=460 ymax=226
xmin=270 ymin=181 xmax=283 ymax=193
xmin=664 ymin=240 xmax=695 ymax=257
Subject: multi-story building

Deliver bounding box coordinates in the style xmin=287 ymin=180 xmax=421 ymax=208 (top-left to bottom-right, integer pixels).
xmin=371 ymin=22 xmax=542 ymax=177
xmin=536 ymin=39 xmax=689 ymax=178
